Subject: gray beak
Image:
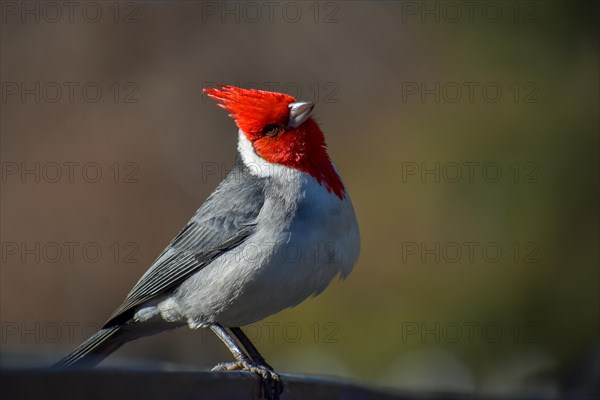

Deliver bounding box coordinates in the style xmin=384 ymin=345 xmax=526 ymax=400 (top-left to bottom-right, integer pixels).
xmin=287 ymin=101 xmax=315 ymax=129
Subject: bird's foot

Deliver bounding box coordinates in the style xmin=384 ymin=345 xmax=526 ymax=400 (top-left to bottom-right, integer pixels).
xmin=212 ymin=360 xmax=283 ymax=400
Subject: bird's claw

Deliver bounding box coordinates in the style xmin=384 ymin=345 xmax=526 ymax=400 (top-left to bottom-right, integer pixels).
xmin=212 ymin=360 xmax=283 ymax=400
xmin=211 ymin=361 xmax=245 ymax=372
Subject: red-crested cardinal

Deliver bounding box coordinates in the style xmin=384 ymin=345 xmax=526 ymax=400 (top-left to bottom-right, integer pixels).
xmin=54 ymin=85 xmax=361 ymax=399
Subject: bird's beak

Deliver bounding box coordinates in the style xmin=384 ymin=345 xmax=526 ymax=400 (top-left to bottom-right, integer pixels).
xmin=287 ymin=101 xmax=315 ymax=129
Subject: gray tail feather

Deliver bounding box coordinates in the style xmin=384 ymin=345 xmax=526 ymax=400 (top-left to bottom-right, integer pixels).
xmin=53 ymin=326 xmax=126 ymax=369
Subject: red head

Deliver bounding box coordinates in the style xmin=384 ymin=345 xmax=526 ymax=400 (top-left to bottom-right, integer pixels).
xmin=204 ymin=85 xmax=345 ymax=199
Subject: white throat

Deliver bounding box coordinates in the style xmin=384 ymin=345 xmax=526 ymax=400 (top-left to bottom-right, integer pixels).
xmin=237 ymin=130 xmax=294 ymax=179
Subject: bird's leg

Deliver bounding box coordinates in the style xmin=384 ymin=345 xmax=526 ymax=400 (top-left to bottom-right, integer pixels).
xmin=230 ymin=326 xmax=283 ymax=398
xmin=209 ymin=324 xmax=251 ymax=367
xmin=230 ymin=327 xmax=273 ymax=369
xmin=210 ymin=324 xmax=283 ymax=400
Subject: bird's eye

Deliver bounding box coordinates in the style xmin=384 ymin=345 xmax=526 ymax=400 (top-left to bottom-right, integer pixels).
xmin=262 ymin=124 xmax=281 ymax=137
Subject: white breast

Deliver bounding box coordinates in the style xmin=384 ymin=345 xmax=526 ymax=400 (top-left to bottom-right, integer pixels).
xmin=166 ymin=132 xmax=360 ymax=327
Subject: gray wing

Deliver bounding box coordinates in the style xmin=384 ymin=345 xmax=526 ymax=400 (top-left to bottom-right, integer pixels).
xmin=106 ymin=158 xmax=265 ymax=325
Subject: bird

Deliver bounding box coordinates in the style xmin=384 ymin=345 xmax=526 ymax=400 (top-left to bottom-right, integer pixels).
xmin=53 ymin=84 xmax=361 ymax=399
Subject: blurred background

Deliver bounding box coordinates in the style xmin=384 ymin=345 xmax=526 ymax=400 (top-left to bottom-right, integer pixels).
xmin=1 ymin=1 xmax=598 ymax=398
